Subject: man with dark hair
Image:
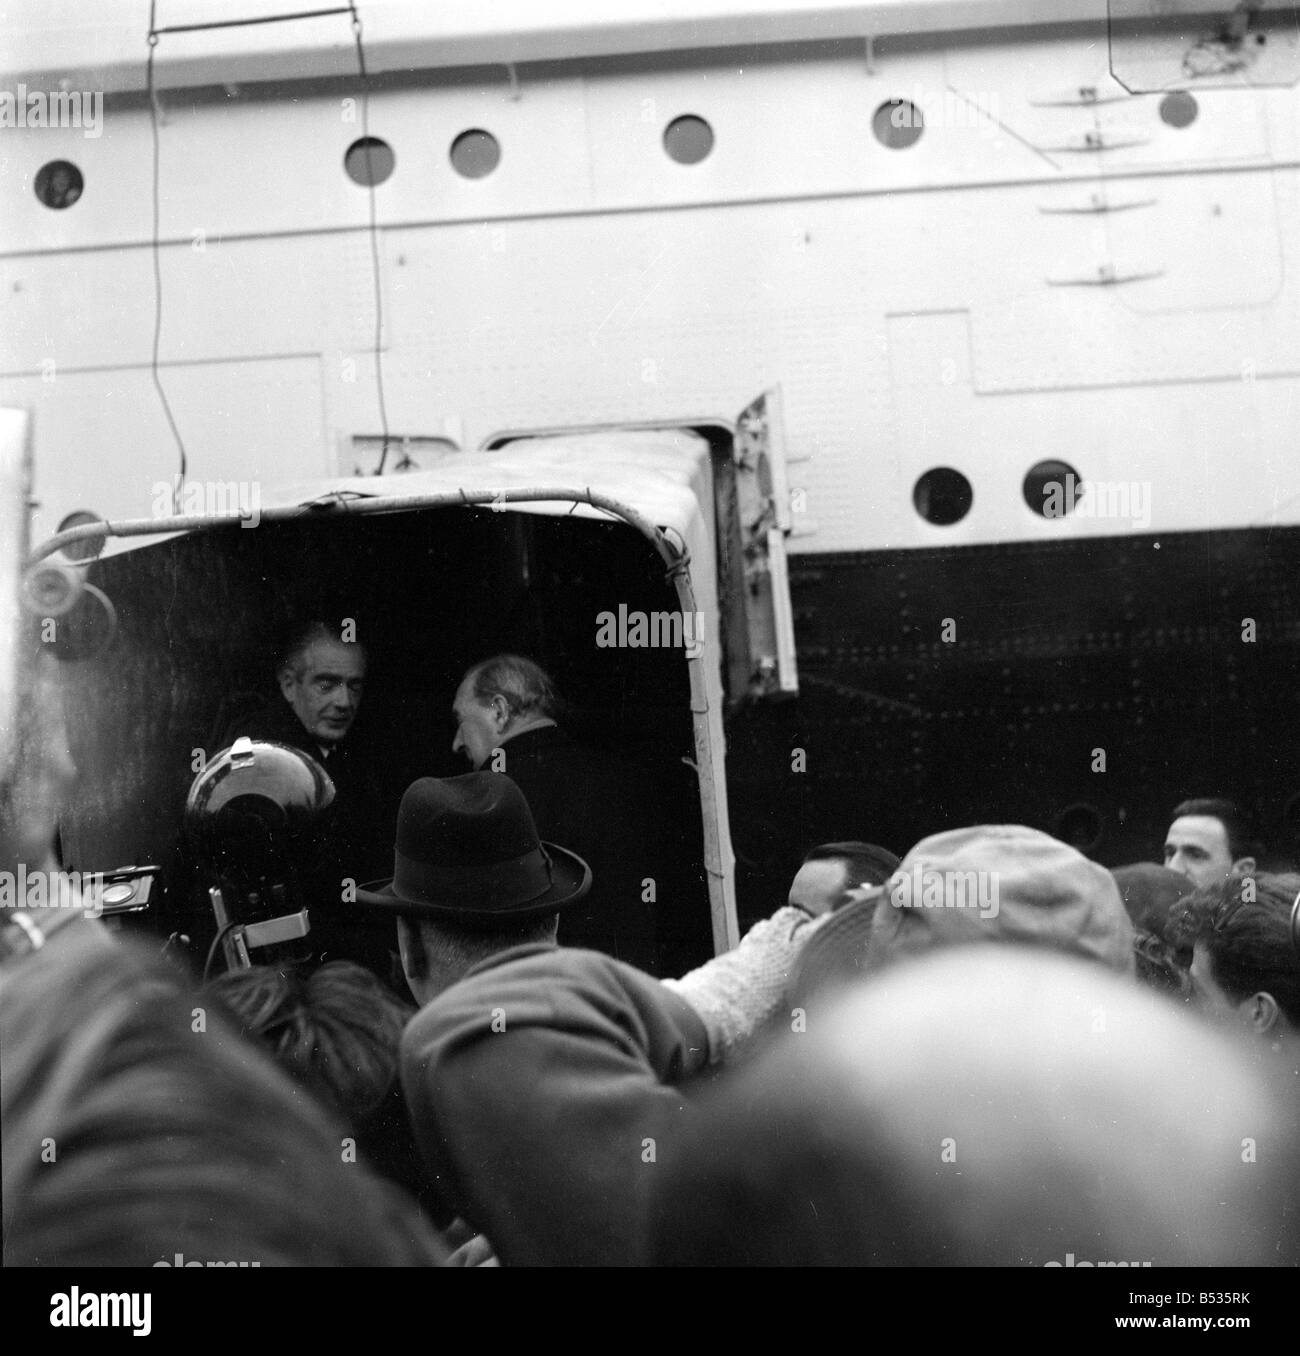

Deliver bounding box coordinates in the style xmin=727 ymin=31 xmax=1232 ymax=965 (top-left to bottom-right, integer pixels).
xmin=211 ymin=618 xmax=391 ymax=979
xmin=205 ymin=959 xmax=450 ymax=1227
xmin=1183 ymin=872 xmax=1300 ymax=1037
xmin=1163 ymin=797 xmax=1260 ymax=890
xmin=274 ymin=620 xmax=367 ymax=757
xmin=789 ymin=841 xmax=899 ymax=917
xmin=358 ymin=771 xmax=829 ymax=1266
xmin=226 ymin=618 xmax=368 ymax=765
xmin=449 ymin=654 xmax=679 ymax=973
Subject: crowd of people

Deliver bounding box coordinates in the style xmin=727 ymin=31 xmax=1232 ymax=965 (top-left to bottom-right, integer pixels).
xmin=2 ymin=619 xmax=1298 ymax=1268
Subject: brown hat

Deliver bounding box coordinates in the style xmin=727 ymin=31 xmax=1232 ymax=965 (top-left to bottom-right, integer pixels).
xmin=354 ymin=773 xmax=590 ymax=923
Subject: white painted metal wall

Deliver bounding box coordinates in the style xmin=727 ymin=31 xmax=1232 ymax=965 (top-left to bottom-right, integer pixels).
xmin=3 ymin=10 xmax=1298 ymax=551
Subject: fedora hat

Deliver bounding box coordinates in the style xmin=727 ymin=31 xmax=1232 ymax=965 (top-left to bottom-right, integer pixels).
xmin=354 ymin=773 xmax=591 ymax=922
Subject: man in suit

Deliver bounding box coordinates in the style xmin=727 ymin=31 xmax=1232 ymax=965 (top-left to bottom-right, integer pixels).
xmin=450 ymin=654 xmax=673 ymax=972
xmin=213 ymin=620 xmax=394 ymax=979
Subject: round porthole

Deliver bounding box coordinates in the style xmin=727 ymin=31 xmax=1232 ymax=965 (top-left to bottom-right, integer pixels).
xmin=663 ymin=114 xmax=714 ymax=165
xmin=913 ymin=468 xmax=972 ymax=525
xmin=1159 ymin=91 xmax=1198 ymax=129
xmin=34 ymin=160 xmax=83 ymax=209
xmin=873 ymin=100 xmax=924 ymax=150
xmin=344 ymin=137 xmax=394 ymax=186
xmin=450 ymin=129 xmax=501 ymax=179
xmin=1055 ymin=802 xmax=1104 ymax=854
xmin=56 ymin=510 xmax=108 ymax=561
xmin=1024 ymin=460 xmax=1082 ymax=518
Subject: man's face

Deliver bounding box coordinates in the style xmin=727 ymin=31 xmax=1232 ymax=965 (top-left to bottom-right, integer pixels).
xmin=788 ymin=858 xmax=851 ymax=917
xmin=1162 ymin=815 xmax=1235 ymax=890
xmin=451 ymin=678 xmax=504 ymax=769
xmin=278 ymin=638 xmax=365 ymax=745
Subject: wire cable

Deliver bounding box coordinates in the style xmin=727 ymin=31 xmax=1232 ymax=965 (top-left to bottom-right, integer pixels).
xmin=203 ymin=921 xmax=241 ymax=980
xmin=348 ymin=2 xmax=394 ymax=474
xmin=145 ymin=1 xmax=392 ymax=499
xmin=145 ymin=3 xmax=190 ymax=515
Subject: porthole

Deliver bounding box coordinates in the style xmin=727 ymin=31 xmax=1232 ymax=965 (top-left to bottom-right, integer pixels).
xmin=872 ymin=100 xmax=924 ymax=150
xmin=663 ymin=114 xmax=714 ymax=165
xmin=450 ymin=129 xmax=500 ymax=179
xmin=913 ymin=468 xmax=972 ymax=525
xmin=344 ymin=137 xmax=394 ymax=186
xmin=1159 ymin=91 xmax=1198 ymax=129
xmin=1024 ymin=460 xmax=1082 ymax=518
xmin=56 ymin=510 xmax=107 ymax=561
xmin=1055 ymin=803 xmax=1104 ymax=854
xmin=34 ymin=160 xmax=83 ymax=209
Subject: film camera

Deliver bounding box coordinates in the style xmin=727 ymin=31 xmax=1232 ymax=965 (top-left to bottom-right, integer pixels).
xmin=184 ymin=736 xmax=335 ymax=971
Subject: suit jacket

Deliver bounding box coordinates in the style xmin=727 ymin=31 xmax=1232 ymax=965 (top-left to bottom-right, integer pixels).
xmin=492 ymin=725 xmax=664 ymax=970
xmin=401 ymin=942 xmax=710 ymax=1266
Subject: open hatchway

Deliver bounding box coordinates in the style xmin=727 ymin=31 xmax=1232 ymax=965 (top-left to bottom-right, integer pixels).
xmin=53 ymin=503 xmax=714 ymax=977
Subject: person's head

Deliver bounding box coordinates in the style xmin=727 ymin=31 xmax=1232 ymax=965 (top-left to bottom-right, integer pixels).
xmin=397 ymin=912 xmax=559 ymax=1008
xmin=1163 ymin=798 xmax=1259 ymax=889
xmin=355 ymin=773 xmax=590 ymax=1004
xmin=205 ymin=961 xmax=413 ymax=1125
xmin=1111 ymin=862 xmax=1196 ymax=959
xmin=788 ymin=842 xmax=899 ymax=917
xmin=787 ymin=825 xmax=1133 ymax=1014
xmin=276 ymin=621 xmax=366 ymax=746
xmin=1 ymin=922 xmax=445 ymax=1265
xmin=1181 ymin=872 xmax=1300 ymax=1037
xmin=652 ymin=947 xmax=1299 ymax=1267
xmin=868 ymin=825 xmax=1134 ymax=975
xmin=451 ymin=655 xmax=558 ymax=768
xmin=1132 ymin=928 xmax=1192 ymax=999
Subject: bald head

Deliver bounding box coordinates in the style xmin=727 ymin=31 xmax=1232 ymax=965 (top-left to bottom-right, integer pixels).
xmin=653 ymin=948 xmax=1297 ymax=1266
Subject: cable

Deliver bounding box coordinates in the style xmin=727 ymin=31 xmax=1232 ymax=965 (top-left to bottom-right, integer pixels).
xmin=203 ymin=921 xmax=241 ymax=980
xmin=144 ymin=1 xmax=391 ymax=499
xmin=153 ymin=7 xmax=351 ymax=37
xmin=348 ymin=2 xmax=393 ymax=474
xmin=145 ymin=4 xmax=190 ymax=515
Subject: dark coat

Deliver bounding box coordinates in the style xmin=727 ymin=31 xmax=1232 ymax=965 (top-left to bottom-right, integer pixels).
xmin=401 ymin=942 xmax=710 ymax=1266
xmin=492 ymin=726 xmax=664 ymax=971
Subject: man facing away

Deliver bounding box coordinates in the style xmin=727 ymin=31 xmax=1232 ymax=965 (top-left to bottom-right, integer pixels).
xmin=449 ymin=654 xmax=701 ymax=973
xmin=355 ymin=771 xmax=830 ymax=1265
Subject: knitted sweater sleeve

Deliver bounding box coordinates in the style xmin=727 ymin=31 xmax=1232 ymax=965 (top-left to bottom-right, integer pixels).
xmin=661 ymin=905 xmax=830 ymax=1062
